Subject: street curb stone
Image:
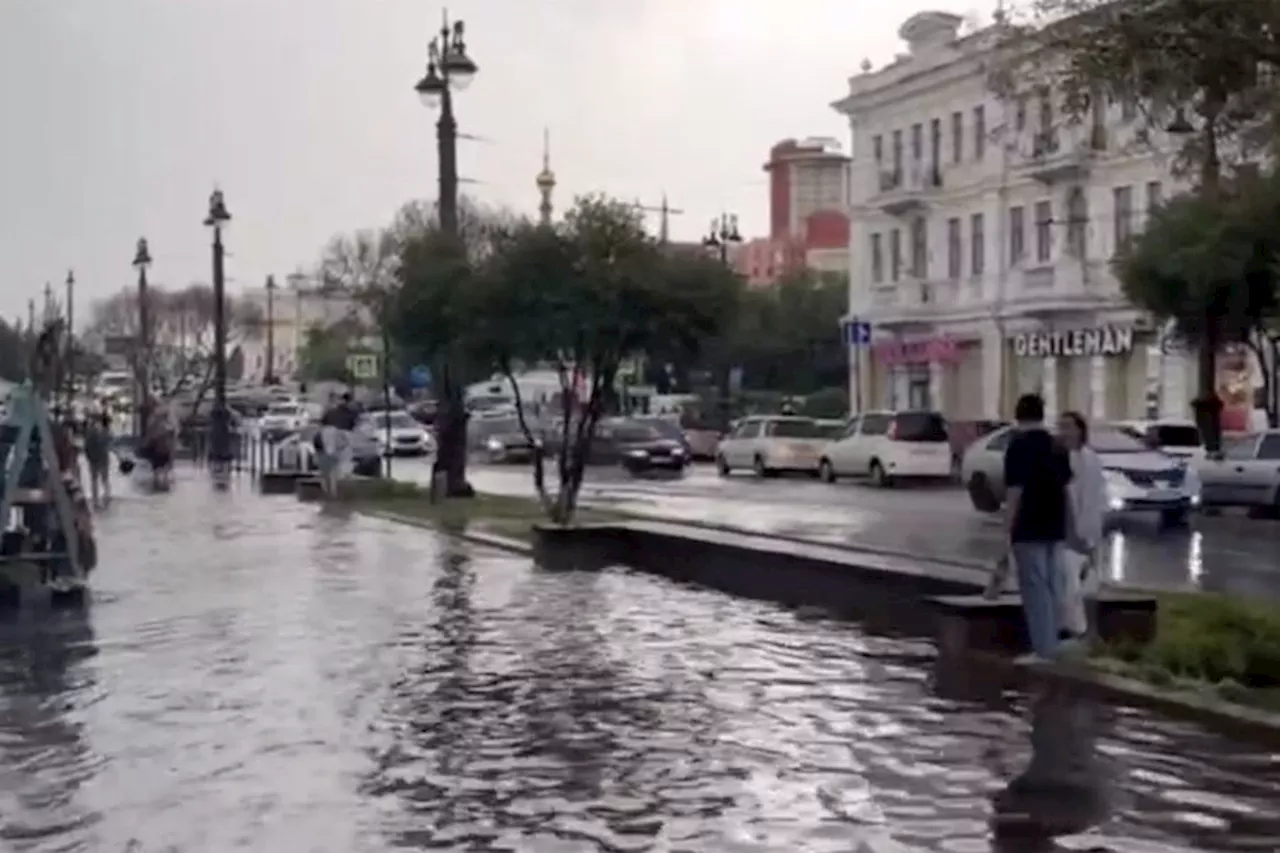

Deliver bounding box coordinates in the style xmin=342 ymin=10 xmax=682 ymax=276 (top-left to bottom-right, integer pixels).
xmin=356 ymin=508 xmax=534 ymax=556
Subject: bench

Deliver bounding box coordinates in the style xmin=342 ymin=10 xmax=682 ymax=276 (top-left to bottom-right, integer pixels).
xmin=931 ymin=592 xmax=1157 ymax=657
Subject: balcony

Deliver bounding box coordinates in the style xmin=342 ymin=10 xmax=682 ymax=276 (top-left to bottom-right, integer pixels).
xmin=866 ymin=278 xmax=971 ymax=326
xmin=1019 ymin=126 xmax=1098 ymax=184
xmin=1008 ymin=258 xmax=1126 ymax=314
xmin=874 ymin=163 xmax=943 ymax=217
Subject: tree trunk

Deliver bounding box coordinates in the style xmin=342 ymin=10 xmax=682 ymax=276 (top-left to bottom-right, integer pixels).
xmin=1193 ymin=320 xmax=1223 ymax=453
xmin=431 ymin=368 xmax=474 ymax=498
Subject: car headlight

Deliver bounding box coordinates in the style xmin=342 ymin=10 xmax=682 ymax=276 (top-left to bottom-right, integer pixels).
xmin=1103 ymin=469 xmax=1128 ymax=509
xmin=486 ymin=437 xmax=503 ymax=452
xmin=627 ymin=449 xmax=649 ymax=458
xmin=533 ymin=437 xmax=543 ymax=448
xmin=671 ymin=447 xmax=685 ymax=456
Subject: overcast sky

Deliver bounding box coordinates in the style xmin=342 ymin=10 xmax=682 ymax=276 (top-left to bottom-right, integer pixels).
xmin=1 ymin=0 xmax=999 ymax=324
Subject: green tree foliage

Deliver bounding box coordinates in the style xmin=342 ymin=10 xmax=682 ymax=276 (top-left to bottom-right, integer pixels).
xmin=730 ymin=270 xmax=848 ymax=396
xmin=297 ymin=319 xmax=368 ymax=383
xmin=1000 ymin=1 xmax=1280 ymax=184
xmin=466 ymin=195 xmax=742 ymax=523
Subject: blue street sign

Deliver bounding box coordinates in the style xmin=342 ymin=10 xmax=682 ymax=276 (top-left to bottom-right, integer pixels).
xmin=844 ymin=320 xmax=872 ymax=346
xmin=408 ymin=364 xmax=432 ymax=388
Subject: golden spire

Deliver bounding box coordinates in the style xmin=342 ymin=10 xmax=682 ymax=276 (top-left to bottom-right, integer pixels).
xmin=536 ymin=127 xmax=555 ymax=225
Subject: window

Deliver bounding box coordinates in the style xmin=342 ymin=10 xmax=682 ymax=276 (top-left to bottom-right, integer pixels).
xmin=1066 ymin=187 xmax=1087 ymax=257
xmin=911 ymin=123 xmax=923 ymax=162
xmin=890 ymin=228 xmax=902 ymax=281
xmin=1223 ymin=434 xmax=1259 ymax=459
xmin=872 ymin=134 xmax=883 ymax=165
xmin=1151 ymin=425 xmax=1200 ymax=448
xmin=973 ymin=105 xmax=986 ymax=160
xmin=891 ymin=129 xmax=903 ymax=179
xmin=1259 ymin=434 xmax=1280 ymax=460
xmin=1034 ymin=200 xmax=1053 ymax=263
xmin=987 ymin=429 xmax=1015 ymax=452
xmin=842 ymin=418 xmax=861 ymax=439
xmin=1009 ymin=206 xmax=1025 ymax=264
xmin=951 ymin=111 xmax=963 ymax=163
xmin=910 ymin=217 xmax=928 ymax=277
xmin=1038 ymin=86 xmax=1053 ymax=133
xmin=1146 ymin=180 xmax=1163 ymax=213
xmin=766 ymin=418 xmax=819 ymax=438
xmin=930 ymin=118 xmax=942 ymax=173
xmin=970 ymin=213 xmax=985 ymax=276
xmin=1113 ymin=185 xmax=1134 ymax=251
xmin=870 ymin=232 xmax=884 ymax=283
xmin=733 ymin=420 xmax=761 ymax=439
xmin=892 ymin=412 xmax=949 ymax=443
xmin=860 ymin=413 xmax=891 ymax=436
xmin=947 ymin=217 xmax=962 ymax=279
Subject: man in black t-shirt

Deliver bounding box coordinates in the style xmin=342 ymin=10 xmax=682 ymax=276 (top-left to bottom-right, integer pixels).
xmin=1003 ymin=393 xmax=1076 ymax=660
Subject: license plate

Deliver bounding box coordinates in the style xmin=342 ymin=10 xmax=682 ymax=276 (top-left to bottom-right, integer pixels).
xmin=1146 ymin=489 xmax=1178 ymax=502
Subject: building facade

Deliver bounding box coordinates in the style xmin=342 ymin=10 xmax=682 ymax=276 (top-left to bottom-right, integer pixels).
xmin=833 ymin=10 xmax=1198 ymax=423
xmin=237 ymin=274 xmax=373 ymax=383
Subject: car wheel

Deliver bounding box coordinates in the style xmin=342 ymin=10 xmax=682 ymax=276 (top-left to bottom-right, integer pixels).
xmin=869 ymin=460 xmax=891 ymax=488
xmin=967 ymin=473 xmax=1001 ymax=513
xmin=753 ymin=455 xmax=771 ymax=478
xmin=716 ymin=455 xmax=730 ymax=476
xmin=818 ymin=459 xmax=837 ymax=483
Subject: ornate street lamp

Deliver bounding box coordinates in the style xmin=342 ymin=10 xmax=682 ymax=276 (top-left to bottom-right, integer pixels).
xmin=703 ymin=213 xmax=742 ymax=264
xmin=132 ymin=238 xmax=153 ymax=439
xmin=414 ymin=11 xmax=478 ymax=237
xmin=264 ymin=274 xmax=277 ymax=385
xmin=204 ymin=189 xmax=232 ymax=472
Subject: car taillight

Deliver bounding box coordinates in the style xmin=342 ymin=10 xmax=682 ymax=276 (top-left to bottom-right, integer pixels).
xmin=887 ymin=421 xmax=898 ymax=440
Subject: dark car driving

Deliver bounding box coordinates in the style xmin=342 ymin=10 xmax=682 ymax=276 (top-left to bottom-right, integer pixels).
xmin=479 ymin=417 xmax=544 ymax=463
xmin=593 ymin=418 xmax=688 ymax=473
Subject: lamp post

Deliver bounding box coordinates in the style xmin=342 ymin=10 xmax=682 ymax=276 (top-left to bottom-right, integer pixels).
xmin=204 ymin=189 xmax=232 ymax=473
xmin=132 ymin=238 xmax=153 ymax=439
xmin=414 ymin=10 xmax=478 ymax=237
xmin=703 ymin=213 xmax=742 ymax=264
xmin=264 ymin=274 xmax=277 ymax=385
xmin=63 ymin=269 xmax=75 ymax=415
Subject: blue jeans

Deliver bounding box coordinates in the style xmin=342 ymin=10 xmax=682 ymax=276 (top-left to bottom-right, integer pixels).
xmin=1012 ymin=541 xmax=1065 ymax=658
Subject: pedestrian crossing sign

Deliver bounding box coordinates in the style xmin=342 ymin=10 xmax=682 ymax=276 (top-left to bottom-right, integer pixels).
xmin=346 ymin=353 xmax=378 ymax=380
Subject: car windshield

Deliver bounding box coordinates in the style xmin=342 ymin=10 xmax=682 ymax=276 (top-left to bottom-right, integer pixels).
xmin=609 ymin=422 xmax=661 ymax=442
xmin=266 ymin=403 xmax=298 ymax=416
xmin=373 ymin=412 xmax=417 ymax=429
xmin=1153 ymin=424 xmax=1200 ymax=447
xmin=816 ymin=422 xmax=846 ymax=438
xmin=768 ymin=419 xmax=819 ymax=438
xmin=893 ymin=412 xmax=948 ymax=442
xmin=637 ymin=419 xmax=684 ymax=441
xmin=1089 ymin=429 xmax=1146 ymax=453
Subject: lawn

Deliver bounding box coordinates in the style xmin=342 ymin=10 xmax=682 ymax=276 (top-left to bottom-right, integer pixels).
xmin=342 ymin=478 xmax=630 ymax=542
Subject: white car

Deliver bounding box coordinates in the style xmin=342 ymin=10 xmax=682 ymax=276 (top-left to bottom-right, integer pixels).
xmin=715 ymin=415 xmax=826 ymax=477
xmin=1115 ymin=419 xmax=1203 ymax=460
xmin=818 ymin=410 xmax=953 ymax=486
xmin=259 ymin=401 xmax=307 ymax=439
xmin=362 ymin=410 xmax=435 ymax=457
xmin=1193 ymin=429 xmax=1280 ymax=511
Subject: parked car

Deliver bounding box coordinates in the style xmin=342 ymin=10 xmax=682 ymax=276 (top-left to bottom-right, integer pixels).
xmin=961 ymin=423 xmax=1200 ymax=527
xmin=632 ymin=417 xmax=694 ymax=457
xmin=715 ymin=415 xmax=825 ymax=477
xmin=360 ymin=409 xmax=434 ymax=457
xmin=276 ymin=425 xmax=383 ymax=478
xmin=814 ymin=419 xmax=847 ymax=440
xmin=593 ymin=418 xmax=688 ymax=473
xmin=482 ymin=417 xmax=543 ymax=463
xmin=408 ymin=399 xmax=438 ymax=425
xmin=259 ymin=400 xmax=308 ymax=440
xmin=1115 ymin=419 xmax=1203 ymax=459
xmin=1192 ymin=429 xmax=1280 ymax=512
xmin=818 ymin=410 xmax=951 ymax=486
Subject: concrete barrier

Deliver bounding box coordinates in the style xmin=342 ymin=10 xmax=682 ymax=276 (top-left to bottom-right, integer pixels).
xmin=295 ymin=477 xmax=325 ymax=502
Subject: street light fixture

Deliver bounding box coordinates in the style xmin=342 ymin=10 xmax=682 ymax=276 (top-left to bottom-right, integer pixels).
xmin=415 ymin=11 xmax=478 ymax=237
xmin=703 ymin=213 xmax=742 ymax=263
xmin=264 ymin=274 xmax=277 ymax=385
xmin=204 ymin=188 xmax=232 ymax=474
xmin=132 ymin=237 xmax=153 ymax=440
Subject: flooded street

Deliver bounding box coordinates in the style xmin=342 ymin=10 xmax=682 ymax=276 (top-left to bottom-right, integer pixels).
xmin=2 ymin=470 xmax=1279 ymax=851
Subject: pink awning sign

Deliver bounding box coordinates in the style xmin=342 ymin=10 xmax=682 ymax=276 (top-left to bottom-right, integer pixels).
xmin=872 ymin=337 xmax=960 ymax=365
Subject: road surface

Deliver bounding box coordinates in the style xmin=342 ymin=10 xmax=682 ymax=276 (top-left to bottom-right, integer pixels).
xmin=391 ymin=458 xmax=1280 ymax=599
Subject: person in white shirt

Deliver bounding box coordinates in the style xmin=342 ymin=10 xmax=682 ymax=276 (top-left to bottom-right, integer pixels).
xmin=1057 ymin=411 xmax=1106 ymax=639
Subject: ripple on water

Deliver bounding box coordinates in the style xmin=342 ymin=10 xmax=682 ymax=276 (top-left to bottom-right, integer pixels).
xmin=0 ymin=482 xmax=1277 ymax=851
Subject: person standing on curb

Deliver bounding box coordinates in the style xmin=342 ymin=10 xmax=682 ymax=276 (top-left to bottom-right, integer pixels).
xmin=1057 ymin=411 xmax=1106 ymax=641
xmin=1002 ymin=393 xmax=1079 ymax=662
xmin=83 ymin=411 xmax=113 ymax=509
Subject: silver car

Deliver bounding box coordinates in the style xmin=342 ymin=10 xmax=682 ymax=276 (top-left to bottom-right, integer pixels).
xmin=960 ymin=424 xmax=1201 ymax=527
xmin=1193 ymin=430 xmax=1280 ymax=512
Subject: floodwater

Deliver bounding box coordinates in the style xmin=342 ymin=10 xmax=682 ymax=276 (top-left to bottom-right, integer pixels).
xmin=1 ymin=478 xmax=1279 ymax=851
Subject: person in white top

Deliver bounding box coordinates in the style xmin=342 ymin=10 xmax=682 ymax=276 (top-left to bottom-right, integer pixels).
xmin=1057 ymin=412 xmax=1107 ymax=639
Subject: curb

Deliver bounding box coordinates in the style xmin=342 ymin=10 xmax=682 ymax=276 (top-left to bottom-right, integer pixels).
xmin=357 ymin=508 xmax=534 ymax=556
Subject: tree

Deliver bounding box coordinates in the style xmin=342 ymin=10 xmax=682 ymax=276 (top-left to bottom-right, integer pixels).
xmin=1000 ymin=0 xmax=1280 ymax=449
xmin=468 ymin=195 xmax=740 ymax=523
xmin=84 ymin=284 xmax=263 ymax=404
xmin=1116 ymin=171 xmax=1280 ymax=428
xmin=0 ymin=320 xmax=30 ymax=383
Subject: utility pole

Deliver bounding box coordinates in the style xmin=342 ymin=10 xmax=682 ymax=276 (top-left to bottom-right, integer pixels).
xmin=133 ymin=238 xmax=153 ymax=439
xmin=264 ymin=274 xmax=277 ymax=384
xmin=64 ymin=269 xmax=75 ymax=413
xmin=26 ymin=298 xmax=34 ymax=335
xmin=42 ymin=282 xmax=53 ymax=325
xmin=634 ymin=194 xmax=684 ymax=243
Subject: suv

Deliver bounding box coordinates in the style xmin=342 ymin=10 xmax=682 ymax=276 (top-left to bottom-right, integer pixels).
xmin=818 ymin=410 xmax=951 ymax=487
xmin=715 ymin=415 xmax=825 ymax=477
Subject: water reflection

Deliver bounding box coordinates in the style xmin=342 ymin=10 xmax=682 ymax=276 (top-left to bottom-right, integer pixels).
xmin=991 ymin=684 xmax=1111 ymax=849
xmin=0 ymin=606 xmax=101 ymax=848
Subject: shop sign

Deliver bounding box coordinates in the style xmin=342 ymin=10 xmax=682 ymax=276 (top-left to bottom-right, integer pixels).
xmin=872 ymin=336 xmax=960 ymax=366
xmin=1012 ymin=325 xmax=1134 ymax=358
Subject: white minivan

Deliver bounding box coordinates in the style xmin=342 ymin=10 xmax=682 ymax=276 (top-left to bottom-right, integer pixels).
xmin=716 ymin=415 xmax=826 ymax=477
xmin=818 ymin=410 xmax=952 ymax=486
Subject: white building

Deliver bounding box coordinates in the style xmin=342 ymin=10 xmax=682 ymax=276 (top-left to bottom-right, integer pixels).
xmin=236 ymin=274 xmax=374 ymax=383
xmin=832 ymin=10 xmax=1198 ymax=423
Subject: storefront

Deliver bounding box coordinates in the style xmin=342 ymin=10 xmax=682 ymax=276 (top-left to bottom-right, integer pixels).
xmin=1005 ymin=323 xmax=1153 ymax=421
xmin=867 ymin=335 xmax=979 ymax=413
